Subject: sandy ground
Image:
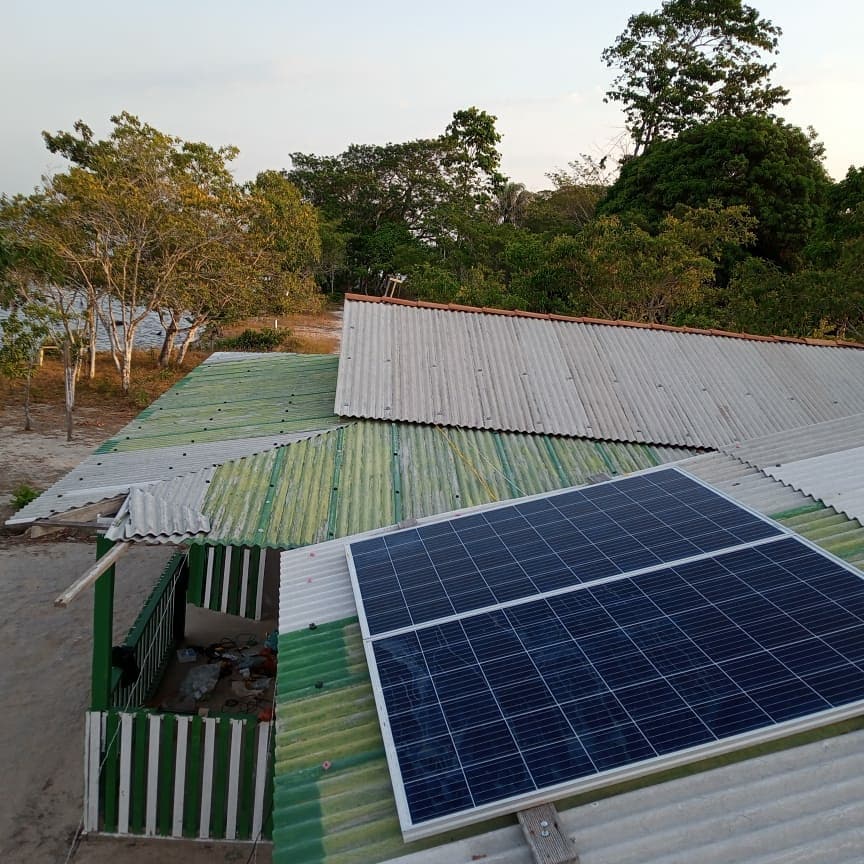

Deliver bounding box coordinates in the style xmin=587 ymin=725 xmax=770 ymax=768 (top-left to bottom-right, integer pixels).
xmin=0 ymin=406 xmax=273 ymax=861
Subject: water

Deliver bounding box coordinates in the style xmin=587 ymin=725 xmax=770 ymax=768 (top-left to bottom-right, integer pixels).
xmin=0 ymin=299 xmax=182 ymax=351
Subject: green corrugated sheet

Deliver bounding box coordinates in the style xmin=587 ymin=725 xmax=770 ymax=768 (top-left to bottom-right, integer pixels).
xmin=201 ymin=421 xmax=690 ymax=548
xmin=273 ymin=504 xmax=864 ymax=864
xmin=97 ymin=354 xmax=340 ymax=453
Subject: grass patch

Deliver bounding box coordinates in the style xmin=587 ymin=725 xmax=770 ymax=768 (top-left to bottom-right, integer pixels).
xmin=10 ymin=484 xmax=40 ymax=511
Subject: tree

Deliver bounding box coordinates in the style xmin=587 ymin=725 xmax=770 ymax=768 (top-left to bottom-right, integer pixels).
xmin=287 ymin=108 xmax=506 ymax=293
xmin=155 ymin=170 xmax=322 ymax=367
xmin=3 ymin=113 xmax=321 ymax=394
xmin=0 ymin=207 xmax=88 ymax=439
xmin=598 ymin=116 xmax=829 ymax=269
xmin=494 ymin=182 xmax=533 ymax=226
xmin=602 ymin=0 xmax=789 ymax=155
xmin=0 ymin=307 xmax=51 ymax=432
xmin=543 ymin=205 xmax=755 ymax=323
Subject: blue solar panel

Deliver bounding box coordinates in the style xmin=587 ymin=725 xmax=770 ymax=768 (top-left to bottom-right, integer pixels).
xmin=369 ymin=535 xmax=864 ymax=831
xmin=347 ymin=468 xmax=864 ymax=837
xmin=350 ymin=468 xmax=783 ymax=636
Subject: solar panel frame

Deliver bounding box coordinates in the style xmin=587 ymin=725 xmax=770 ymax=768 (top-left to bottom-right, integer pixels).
xmin=345 ymin=466 xmax=864 ymax=840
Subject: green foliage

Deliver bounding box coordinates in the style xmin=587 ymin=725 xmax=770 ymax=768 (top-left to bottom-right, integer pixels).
xmin=599 ymin=116 xmax=829 ymax=270
xmin=287 ymin=107 xmax=506 ymax=293
xmin=540 ymin=206 xmax=754 ymax=324
xmin=602 ymin=0 xmax=789 ymax=155
xmin=215 ymin=328 xmax=288 ymax=352
xmin=3 ymin=112 xmax=322 ymax=390
xmin=11 ymin=484 xmax=39 ymax=511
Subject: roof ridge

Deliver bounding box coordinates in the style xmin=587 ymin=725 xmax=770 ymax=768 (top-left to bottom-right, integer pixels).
xmin=343 ymin=294 xmax=864 ymax=350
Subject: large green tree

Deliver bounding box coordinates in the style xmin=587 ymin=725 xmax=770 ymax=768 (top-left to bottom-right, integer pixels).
xmin=603 ymin=0 xmax=789 ymax=155
xmin=287 ymin=107 xmax=505 ymax=293
xmin=2 ymin=113 xmax=321 ymax=393
xmin=598 ymin=115 xmax=829 ymax=269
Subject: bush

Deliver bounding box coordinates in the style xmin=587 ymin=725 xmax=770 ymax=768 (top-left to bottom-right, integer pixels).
xmin=11 ymin=484 xmax=39 ymax=511
xmin=215 ymin=328 xmax=289 ymax=352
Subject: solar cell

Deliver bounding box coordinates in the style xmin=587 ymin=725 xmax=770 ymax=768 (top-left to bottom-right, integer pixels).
xmin=347 ymin=468 xmax=864 ymax=839
xmin=350 ymin=468 xmax=783 ymax=636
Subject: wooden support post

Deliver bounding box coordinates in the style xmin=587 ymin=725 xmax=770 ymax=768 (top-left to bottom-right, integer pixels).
xmin=91 ymin=536 xmax=116 ymax=711
xmin=187 ymin=544 xmax=205 ymax=605
xmin=517 ymin=803 xmax=579 ymax=864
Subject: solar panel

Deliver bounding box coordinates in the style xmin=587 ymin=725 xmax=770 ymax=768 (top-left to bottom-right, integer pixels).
xmin=346 ymin=468 xmax=864 ymax=839
xmin=350 ymin=469 xmax=782 ymax=636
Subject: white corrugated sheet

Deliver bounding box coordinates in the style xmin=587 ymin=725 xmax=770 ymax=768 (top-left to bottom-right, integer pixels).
xmin=723 ymin=413 xmax=864 ymax=468
xmin=336 ymin=299 xmax=864 ymax=449
xmin=764 ymin=448 xmax=864 ymax=525
xmin=8 ymin=430 xmax=327 ymax=525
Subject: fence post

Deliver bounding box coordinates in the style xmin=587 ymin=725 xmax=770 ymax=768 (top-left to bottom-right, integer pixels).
xmin=91 ymin=536 xmax=116 ymax=711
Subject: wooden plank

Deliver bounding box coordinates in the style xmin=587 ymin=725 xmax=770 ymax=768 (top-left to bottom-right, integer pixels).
xmin=220 ymin=546 xmax=233 ymax=614
xmin=84 ymin=711 xmax=102 ymax=833
xmin=211 ymin=717 xmax=231 ymax=838
xmin=145 ymin=714 xmax=162 ymax=835
xmin=183 ymin=715 xmax=203 ymax=838
xmin=131 ymin=712 xmax=148 ymax=833
xmin=198 ymin=717 xmax=217 ymax=839
xmin=255 ymin=549 xmax=266 ymax=620
xmin=224 ymin=719 xmax=243 ymax=839
xmin=117 ymin=713 xmax=133 ymax=834
xmin=172 ymin=716 xmax=190 ymax=837
xmin=90 ymin=540 xmax=116 ymax=710
xmin=102 ymin=712 xmax=121 ymax=832
xmin=236 ymin=718 xmax=257 ymax=839
xmin=239 ymin=549 xmax=251 ymax=620
xmin=517 ymin=803 xmax=579 ymax=864
xmin=251 ymin=722 xmax=271 ymax=841
xmin=203 ymin=546 xmax=215 ymax=609
xmin=158 ymin=714 xmax=176 ymax=836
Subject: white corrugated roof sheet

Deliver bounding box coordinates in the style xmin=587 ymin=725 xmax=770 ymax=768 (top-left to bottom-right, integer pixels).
xmin=335 ymin=298 xmax=864 ymax=449
xmin=765 ymin=449 xmax=864 ymax=525
xmin=7 ymin=431 xmax=326 ymax=525
xmin=716 ymin=414 xmax=864 ymax=523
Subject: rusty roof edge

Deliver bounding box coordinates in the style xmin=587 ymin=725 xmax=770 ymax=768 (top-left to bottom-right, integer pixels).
xmin=343 ymin=294 xmax=864 ymax=350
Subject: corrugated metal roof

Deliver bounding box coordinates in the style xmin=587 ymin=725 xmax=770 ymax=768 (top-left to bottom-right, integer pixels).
xmin=274 ymin=459 xmax=864 ymax=864
xmin=98 ymin=352 xmax=340 ymax=453
xmin=335 ymin=297 xmax=864 ymax=449
xmin=108 ymin=421 xmax=691 ymax=544
xmin=9 ymin=352 xmax=341 ymax=525
xmin=765 ymin=449 xmax=864 ymax=526
xmin=722 ymin=413 xmax=864 ymax=468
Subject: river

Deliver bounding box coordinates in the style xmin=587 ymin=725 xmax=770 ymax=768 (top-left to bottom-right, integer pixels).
xmin=0 ymin=301 xmax=182 ymax=351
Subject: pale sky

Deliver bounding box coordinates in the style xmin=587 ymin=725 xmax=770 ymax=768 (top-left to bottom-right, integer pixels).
xmin=2 ymin=1 xmax=862 ymax=196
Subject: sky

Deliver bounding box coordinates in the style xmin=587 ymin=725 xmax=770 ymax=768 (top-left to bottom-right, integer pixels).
xmin=2 ymin=1 xmax=862 ymax=196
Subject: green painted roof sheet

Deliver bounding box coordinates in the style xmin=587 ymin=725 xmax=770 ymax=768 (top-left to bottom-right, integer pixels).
xmin=201 ymin=421 xmax=691 ymax=547
xmin=273 ymin=503 xmax=864 ymax=864
xmin=97 ymin=353 xmax=340 ymax=453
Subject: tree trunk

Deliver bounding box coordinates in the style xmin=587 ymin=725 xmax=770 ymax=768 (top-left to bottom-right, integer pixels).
xmin=88 ymin=304 xmax=97 ymax=379
xmin=62 ymin=343 xmax=77 ymax=442
xmin=24 ymin=366 xmax=33 ymax=432
xmin=177 ymin=321 xmax=205 ymax=366
xmin=158 ymin=318 xmax=178 ymax=368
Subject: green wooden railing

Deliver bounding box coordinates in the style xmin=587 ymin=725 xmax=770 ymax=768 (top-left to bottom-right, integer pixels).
xmin=110 ymin=553 xmax=188 ymax=709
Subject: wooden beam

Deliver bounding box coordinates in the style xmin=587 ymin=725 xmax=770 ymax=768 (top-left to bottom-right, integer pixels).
xmin=54 ymin=540 xmax=131 ymax=608
xmin=517 ymin=802 xmax=579 ymax=864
